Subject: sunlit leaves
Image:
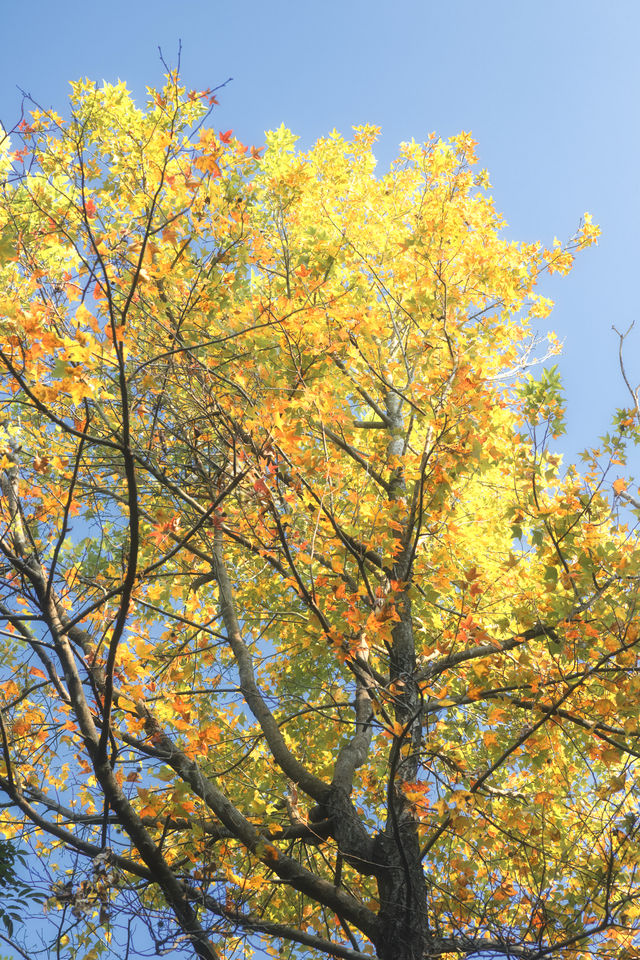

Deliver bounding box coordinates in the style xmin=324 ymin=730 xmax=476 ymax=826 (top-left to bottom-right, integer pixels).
xmin=3 ymin=69 xmax=639 ymax=960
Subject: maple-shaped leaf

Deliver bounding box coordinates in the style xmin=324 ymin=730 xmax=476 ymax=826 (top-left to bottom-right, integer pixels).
xmin=32 ymin=455 xmax=50 ymax=474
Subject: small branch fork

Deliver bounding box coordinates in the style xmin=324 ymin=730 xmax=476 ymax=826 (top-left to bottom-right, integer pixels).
xmin=614 ymin=322 xmax=640 ymax=417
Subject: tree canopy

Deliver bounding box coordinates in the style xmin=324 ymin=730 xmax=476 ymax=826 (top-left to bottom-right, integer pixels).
xmin=2 ymin=72 xmax=639 ymax=960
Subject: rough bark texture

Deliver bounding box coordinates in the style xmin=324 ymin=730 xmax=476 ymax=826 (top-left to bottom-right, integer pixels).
xmin=374 ymin=828 xmax=429 ymax=960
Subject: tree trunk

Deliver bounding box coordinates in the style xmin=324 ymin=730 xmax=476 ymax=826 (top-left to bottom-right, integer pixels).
xmin=372 ymin=585 xmax=430 ymax=960
xmin=374 ymin=824 xmax=429 ymax=960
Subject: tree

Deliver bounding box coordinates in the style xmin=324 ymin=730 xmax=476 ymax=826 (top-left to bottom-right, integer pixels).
xmin=2 ymin=70 xmax=638 ymax=960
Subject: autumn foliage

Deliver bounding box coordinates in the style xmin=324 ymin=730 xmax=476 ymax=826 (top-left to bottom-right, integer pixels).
xmin=1 ymin=73 xmax=639 ymax=960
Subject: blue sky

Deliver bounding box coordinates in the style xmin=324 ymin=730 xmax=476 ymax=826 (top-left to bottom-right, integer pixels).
xmin=0 ymin=1 xmax=638 ymax=956
xmin=1 ymin=0 xmax=638 ymax=463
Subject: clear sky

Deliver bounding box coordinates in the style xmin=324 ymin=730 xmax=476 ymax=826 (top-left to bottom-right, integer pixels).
xmin=1 ymin=0 xmax=638 ymax=464
xmin=0 ymin=1 xmax=638 ymax=955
